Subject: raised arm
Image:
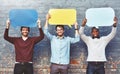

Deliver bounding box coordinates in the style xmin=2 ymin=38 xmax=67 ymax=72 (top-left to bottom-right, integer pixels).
xmin=44 ymin=14 xmax=50 ymax=29
xmin=104 ymin=17 xmax=118 ymax=42
xmin=43 ymin=14 xmax=53 ymax=40
xmin=79 ymin=18 xmax=89 ymax=43
xmin=69 ymin=22 xmax=80 ymax=43
xmin=74 ymin=22 xmax=79 ymax=37
xmin=4 ymin=19 xmax=15 ymax=44
xmin=34 ymin=19 xmax=44 ymax=44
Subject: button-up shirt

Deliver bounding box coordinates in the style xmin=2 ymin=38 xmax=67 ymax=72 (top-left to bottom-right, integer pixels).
xmin=44 ymin=27 xmax=79 ymax=64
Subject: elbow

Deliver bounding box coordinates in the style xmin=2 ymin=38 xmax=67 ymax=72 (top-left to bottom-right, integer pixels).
xmin=42 ymin=34 xmax=44 ymax=39
xmin=4 ymin=35 xmax=7 ymax=40
xmin=41 ymin=33 xmax=44 ymax=40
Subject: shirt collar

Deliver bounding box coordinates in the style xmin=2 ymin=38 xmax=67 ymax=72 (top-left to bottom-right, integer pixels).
xmin=57 ymin=36 xmax=65 ymax=39
xmin=22 ymin=36 xmax=28 ymax=41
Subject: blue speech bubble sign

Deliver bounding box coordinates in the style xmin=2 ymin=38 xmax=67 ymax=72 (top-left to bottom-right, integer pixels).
xmin=9 ymin=9 xmax=38 ymax=27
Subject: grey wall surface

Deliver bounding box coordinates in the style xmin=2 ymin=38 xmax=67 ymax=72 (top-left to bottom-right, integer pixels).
xmin=0 ymin=0 xmax=120 ymax=74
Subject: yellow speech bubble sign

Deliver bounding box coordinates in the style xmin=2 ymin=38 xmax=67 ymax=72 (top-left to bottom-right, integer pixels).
xmin=48 ymin=9 xmax=76 ymax=27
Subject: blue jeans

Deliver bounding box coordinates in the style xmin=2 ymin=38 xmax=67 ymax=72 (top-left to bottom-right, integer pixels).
xmin=14 ymin=63 xmax=33 ymax=74
xmin=86 ymin=62 xmax=105 ymax=74
xmin=50 ymin=63 xmax=69 ymax=74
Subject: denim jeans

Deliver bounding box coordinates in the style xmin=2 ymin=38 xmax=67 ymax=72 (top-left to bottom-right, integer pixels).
xmin=86 ymin=62 xmax=105 ymax=74
xmin=14 ymin=63 xmax=33 ymax=74
xmin=50 ymin=63 xmax=69 ymax=74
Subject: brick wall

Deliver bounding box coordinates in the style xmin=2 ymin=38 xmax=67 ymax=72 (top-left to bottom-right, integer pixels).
xmin=0 ymin=0 xmax=120 ymax=74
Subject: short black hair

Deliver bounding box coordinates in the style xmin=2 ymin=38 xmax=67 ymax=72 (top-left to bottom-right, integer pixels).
xmin=55 ymin=25 xmax=64 ymax=31
xmin=91 ymin=27 xmax=99 ymax=33
xmin=20 ymin=26 xmax=30 ymax=32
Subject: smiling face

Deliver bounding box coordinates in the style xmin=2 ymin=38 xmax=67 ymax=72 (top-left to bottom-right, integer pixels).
xmin=91 ymin=27 xmax=99 ymax=38
xmin=56 ymin=25 xmax=64 ymax=37
xmin=21 ymin=27 xmax=30 ymax=37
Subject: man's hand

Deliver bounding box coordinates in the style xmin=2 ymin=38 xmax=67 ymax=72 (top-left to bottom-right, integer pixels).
xmin=6 ymin=19 xmax=10 ymax=29
xmin=37 ymin=19 xmax=41 ymax=28
xmin=74 ymin=22 xmax=79 ymax=35
xmin=46 ymin=13 xmax=51 ymax=21
xmin=113 ymin=17 xmax=118 ymax=27
xmin=82 ymin=18 xmax=87 ymax=27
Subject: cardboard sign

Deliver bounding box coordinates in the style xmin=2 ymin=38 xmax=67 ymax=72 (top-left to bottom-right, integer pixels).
xmin=49 ymin=9 xmax=76 ymax=27
xmin=86 ymin=7 xmax=115 ymax=27
xmin=9 ymin=9 xmax=38 ymax=27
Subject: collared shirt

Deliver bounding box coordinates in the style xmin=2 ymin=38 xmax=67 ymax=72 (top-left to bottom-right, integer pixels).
xmin=79 ymin=26 xmax=117 ymax=62
xmin=44 ymin=27 xmax=80 ymax=64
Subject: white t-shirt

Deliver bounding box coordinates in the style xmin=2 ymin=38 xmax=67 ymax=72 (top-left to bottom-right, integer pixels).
xmin=79 ymin=27 xmax=116 ymax=62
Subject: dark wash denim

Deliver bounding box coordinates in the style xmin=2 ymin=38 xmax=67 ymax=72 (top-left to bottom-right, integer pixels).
xmin=86 ymin=62 xmax=105 ymax=74
xmin=14 ymin=63 xmax=33 ymax=74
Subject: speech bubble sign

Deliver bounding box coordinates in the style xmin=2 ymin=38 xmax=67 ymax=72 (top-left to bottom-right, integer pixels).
xmin=48 ymin=9 xmax=76 ymax=27
xmin=86 ymin=7 xmax=115 ymax=27
xmin=9 ymin=9 xmax=38 ymax=27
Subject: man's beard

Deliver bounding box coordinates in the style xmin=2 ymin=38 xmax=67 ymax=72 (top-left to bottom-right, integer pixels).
xmin=21 ymin=33 xmax=28 ymax=37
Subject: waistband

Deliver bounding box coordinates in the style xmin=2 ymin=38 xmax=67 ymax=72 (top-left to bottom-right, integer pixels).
xmin=51 ymin=63 xmax=68 ymax=66
xmin=88 ymin=62 xmax=105 ymax=65
xmin=15 ymin=62 xmax=33 ymax=65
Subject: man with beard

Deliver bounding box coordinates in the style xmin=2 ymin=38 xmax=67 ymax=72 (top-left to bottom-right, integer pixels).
xmin=4 ymin=19 xmax=44 ymax=74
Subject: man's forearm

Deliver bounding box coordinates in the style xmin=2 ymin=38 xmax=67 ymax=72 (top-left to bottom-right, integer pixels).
xmin=38 ymin=24 xmax=41 ymax=28
xmin=4 ymin=29 xmax=9 ymax=39
xmin=40 ymin=28 xmax=44 ymax=40
xmin=44 ymin=20 xmax=49 ymax=28
xmin=75 ymin=29 xmax=79 ymax=37
xmin=3 ymin=28 xmax=13 ymax=43
xmin=79 ymin=26 xmax=85 ymax=35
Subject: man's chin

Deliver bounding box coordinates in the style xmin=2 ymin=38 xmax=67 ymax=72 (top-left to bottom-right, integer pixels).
xmin=93 ymin=36 xmax=99 ymax=38
xmin=57 ymin=35 xmax=63 ymax=37
xmin=22 ymin=35 xmax=28 ymax=37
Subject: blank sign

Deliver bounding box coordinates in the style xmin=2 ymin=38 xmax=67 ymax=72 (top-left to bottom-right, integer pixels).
xmin=49 ymin=9 xmax=76 ymax=27
xmin=86 ymin=7 xmax=115 ymax=27
xmin=9 ymin=9 xmax=38 ymax=27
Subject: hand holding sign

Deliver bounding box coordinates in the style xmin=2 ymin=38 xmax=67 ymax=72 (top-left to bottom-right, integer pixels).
xmin=6 ymin=18 xmax=10 ymax=29
xmin=86 ymin=7 xmax=115 ymax=27
xmin=9 ymin=9 xmax=38 ymax=27
xmin=48 ymin=9 xmax=76 ymax=27
xmin=113 ymin=17 xmax=118 ymax=27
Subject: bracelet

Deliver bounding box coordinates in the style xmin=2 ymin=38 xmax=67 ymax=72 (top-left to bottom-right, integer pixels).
xmin=75 ymin=29 xmax=78 ymax=30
